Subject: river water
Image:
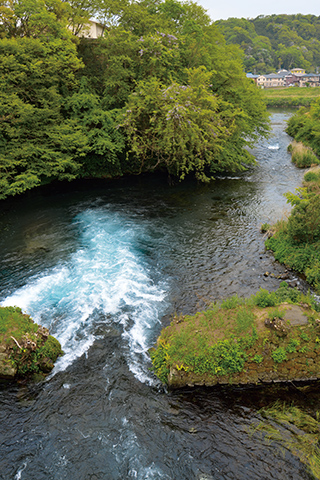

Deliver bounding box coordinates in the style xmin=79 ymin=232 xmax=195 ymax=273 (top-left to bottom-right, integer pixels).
xmin=0 ymin=112 xmax=316 ymax=479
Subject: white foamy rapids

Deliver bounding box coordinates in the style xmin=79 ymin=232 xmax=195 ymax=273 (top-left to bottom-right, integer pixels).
xmin=2 ymin=209 xmax=168 ymax=380
xmin=268 ymin=144 xmax=280 ymax=150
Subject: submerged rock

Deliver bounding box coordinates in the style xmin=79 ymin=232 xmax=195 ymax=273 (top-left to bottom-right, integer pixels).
xmin=0 ymin=306 xmax=63 ymax=381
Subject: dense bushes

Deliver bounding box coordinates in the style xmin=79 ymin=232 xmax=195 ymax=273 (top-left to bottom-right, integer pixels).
xmin=265 ymin=170 xmax=320 ymax=290
xmin=0 ymin=0 xmax=269 ymax=200
xmin=286 ymin=100 xmax=320 ymax=158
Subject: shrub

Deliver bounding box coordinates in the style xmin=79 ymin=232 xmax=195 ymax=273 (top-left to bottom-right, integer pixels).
xmin=306 ymin=259 xmax=320 ymax=288
xmin=253 ymin=288 xmax=277 ymax=307
xmin=304 ymin=171 xmax=320 ymax=183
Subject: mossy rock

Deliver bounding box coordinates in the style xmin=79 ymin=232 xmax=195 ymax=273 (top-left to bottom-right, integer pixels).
xmin=150 ymin=286 xmax=320 ymax=389
xmin=0 ymin=306 xmax=63 ymax=380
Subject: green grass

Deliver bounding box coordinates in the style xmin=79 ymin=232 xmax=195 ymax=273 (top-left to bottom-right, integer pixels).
xmin=0 ymin=306 xmax=38 ymax=341
xmin=288 ymin=141 xmax=319 ymax=168
xmin=149 ymin=283 xmax=320 ymax=384
xmin=263 ymin=87 xmax=320 ymax=107
xmin=0 ymin=306 xmax=63 ymax=377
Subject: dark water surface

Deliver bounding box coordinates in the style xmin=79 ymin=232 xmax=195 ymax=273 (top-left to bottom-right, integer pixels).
xmin=0 ymin=112 xmax=317 ymax=479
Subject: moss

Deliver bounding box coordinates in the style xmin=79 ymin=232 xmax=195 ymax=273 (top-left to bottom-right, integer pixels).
xmin=0 ymin=306 xmax=38 ymax=343
xmin=150 ymin=286 xmax=320 ymax=387
xmin=0 ymin=306 xmax=63 ymax=379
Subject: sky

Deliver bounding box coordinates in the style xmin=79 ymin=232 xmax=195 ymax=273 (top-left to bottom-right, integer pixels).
xmin=197 ymin=0 xmax=320 ymax=21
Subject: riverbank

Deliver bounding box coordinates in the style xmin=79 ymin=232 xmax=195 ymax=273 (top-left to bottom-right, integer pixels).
xmin=265 ymin=166 xmax=320 ymax=290
xmin=263 ymin=87 xmax=320 ymax=107
xmin=150 ymin=284 xmax=320 ymax=388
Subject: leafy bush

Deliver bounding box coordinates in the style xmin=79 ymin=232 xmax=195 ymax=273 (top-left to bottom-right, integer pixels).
xmin=253 ymin=288 xmax=277 ymax=307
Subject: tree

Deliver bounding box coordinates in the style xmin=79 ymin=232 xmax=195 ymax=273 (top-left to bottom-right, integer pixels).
xmin=121 ymin=67 xmax=258 ymax=181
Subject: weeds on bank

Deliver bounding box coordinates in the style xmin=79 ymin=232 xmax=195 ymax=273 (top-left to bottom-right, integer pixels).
xmin=288 ymin=141 xmax=319 ymax=168
xmin=251 ymin=401 xmax=320 ymax=479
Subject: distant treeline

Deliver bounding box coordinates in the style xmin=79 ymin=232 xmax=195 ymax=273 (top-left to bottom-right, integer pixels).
xmin=215 ymin=14 xmax=320 ymax=74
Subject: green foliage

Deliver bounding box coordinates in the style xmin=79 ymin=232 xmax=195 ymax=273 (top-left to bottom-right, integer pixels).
xmin=149 ymin=340 xmax=171 ymax=384
xmin=216 ymin=14 xmax=320 ymax=73
xmin=264 ymin=87 xmax=320 ymax=108
xmin=286 ymin=338 xmax=300 ymax=353
xmin=265 ymin=167 xmax=320 ymax=290
xmin=121 ymin=67 xmax=264 ymax=181
xmin=304 ymin=171 xmax=320 ymax=183
xmin=251 ymin=354 xmax=263 ymax=363
xmin=286 ymin=100 xmax=320 ymax=158
xmin=0 ymin=306 xmax=37 ymax=339
xmin=300 ymin=331 xmax=310 ymax=342
xmin=289 ymin=141 xmax=319 ymax=168
xmin=183 ymin=338 xmax=248 ymax=377
xmin=150 ymin=284 xmax=320 ymax=385
xmin=267 ymin=307 xmax=285 ymax=320
xmin=0 ymin=0 xmax=269 ymax=198
xmin=236 ymin=307 xmax=255 ymax=334
xmin=271 ymin=346 xmax=288 ymax=363
xmin=0 ymin=306 xmax=63 ymax=377
xmin=220 ymin=294 xmax=244 ymax=309
xmin=260 ymin=223 xmax=271 ymax=233
xmin=38 ymin=335 xmax=63 ymax=359
xmin=253 ymin=288 xmax=277 ymax=307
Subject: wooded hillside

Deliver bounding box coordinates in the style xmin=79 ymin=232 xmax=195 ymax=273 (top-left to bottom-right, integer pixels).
xmin=216 ymin=14 xmax=320 ymax=73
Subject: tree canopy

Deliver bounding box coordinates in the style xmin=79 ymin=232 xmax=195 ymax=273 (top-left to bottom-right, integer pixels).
xmin=216 ymin=14 xmax=320 ymax=73
xmin=0 ymin=0 xmax=269 ymax=199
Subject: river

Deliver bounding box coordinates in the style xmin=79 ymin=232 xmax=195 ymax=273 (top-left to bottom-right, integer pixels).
xmin=0 ymin=111 xmax=316 ymax=479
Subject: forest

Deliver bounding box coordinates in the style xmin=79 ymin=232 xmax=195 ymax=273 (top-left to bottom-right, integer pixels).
xmin=0 ymin=0 xmax=269 ymax=200
xmin=216 ymin=14 xmax=320 ymax=73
